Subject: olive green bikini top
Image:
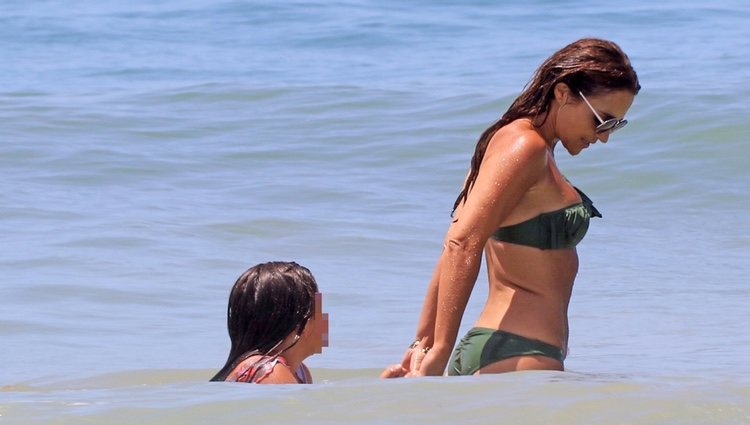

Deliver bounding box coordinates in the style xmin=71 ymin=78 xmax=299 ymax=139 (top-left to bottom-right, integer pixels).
xmin=491 ymin=187 xmax=601 ymax=250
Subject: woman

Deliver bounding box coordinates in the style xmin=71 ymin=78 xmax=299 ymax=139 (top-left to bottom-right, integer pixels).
xmin=383 ymin=38 xmax=640 ymax=377
xmin=211 ymin=261 xmax=328 ymax=384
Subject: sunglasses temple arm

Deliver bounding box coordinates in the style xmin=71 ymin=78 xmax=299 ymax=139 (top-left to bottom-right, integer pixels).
xmin=578 ymin=91 xmax=605 ymax=125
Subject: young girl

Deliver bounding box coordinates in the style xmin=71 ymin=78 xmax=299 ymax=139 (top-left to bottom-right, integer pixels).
xmin=211 ymin=261 xmax=328 ymax=384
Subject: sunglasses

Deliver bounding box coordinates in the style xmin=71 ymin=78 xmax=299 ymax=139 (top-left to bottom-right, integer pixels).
xmin=578 ymin=91 xmax=627 ymax=133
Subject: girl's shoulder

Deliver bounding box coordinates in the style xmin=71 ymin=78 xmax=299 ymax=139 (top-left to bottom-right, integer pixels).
xmin=229 ymin=355 xmax=282 ymax=383
xmin=231 ymin=356 xmax=309 ymax=384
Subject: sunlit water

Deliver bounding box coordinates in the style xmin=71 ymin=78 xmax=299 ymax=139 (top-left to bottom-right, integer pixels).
xmin=2 ymin=1 xmax=749 ymax=423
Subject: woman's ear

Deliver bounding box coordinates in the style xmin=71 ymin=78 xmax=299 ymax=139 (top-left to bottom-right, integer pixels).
xmin=554 ymin=82 xmax=571 ymax=105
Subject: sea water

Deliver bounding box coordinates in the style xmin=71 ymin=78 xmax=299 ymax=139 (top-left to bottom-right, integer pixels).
xmin=2 ymin=1 xmax=749 ymax=423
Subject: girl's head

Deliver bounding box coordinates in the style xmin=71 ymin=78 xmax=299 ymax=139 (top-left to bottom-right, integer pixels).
xmin=453 ymin=38 xmax=640 ymax=214
xmin=212 ymin=261 xmax=321 ymax=381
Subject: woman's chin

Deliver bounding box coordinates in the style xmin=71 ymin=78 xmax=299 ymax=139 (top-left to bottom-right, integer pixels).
xmin=561 ymin=142 xmax=583 ymax=156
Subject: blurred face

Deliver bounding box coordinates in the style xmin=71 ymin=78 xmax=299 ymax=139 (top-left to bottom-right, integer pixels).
xmin=556 ymin=88 xmax=635 ymax=155
xmin=303 ymin=292 xmax=328 ymax=354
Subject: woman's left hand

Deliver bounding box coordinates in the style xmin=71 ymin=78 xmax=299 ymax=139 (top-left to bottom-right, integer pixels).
xmin=410 ymin=346 xmax=450 ymax=376
xmin=380 ymin=364 xmax=408 ymax=378
xmin=380 ymin=342 xmax=415 ymax=378
xmin=405 ymin=344 xmax=430 ymax=376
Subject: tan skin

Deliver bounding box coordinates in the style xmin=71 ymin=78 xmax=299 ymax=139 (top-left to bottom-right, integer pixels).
xmin=230 ymin=293 xmax=329 ymax=384
xmin=382 ymin=84 xmax=634 ymax=378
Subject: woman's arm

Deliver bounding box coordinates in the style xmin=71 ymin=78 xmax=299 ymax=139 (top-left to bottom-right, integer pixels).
xmin=413 ymin=254 xmax=444 ymax=347
xmin=380 ymin=258 xmax=442 ymax=378
xmin=416 ymin=130 xmax=548 ymax=376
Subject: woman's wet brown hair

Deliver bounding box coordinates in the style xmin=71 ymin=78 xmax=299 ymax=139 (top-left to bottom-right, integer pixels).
xmin=452 ymin=38 xmax=640 ymax=214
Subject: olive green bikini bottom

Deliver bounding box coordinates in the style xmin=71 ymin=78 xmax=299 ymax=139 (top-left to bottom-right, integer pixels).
xmin=448 ymin=327 xmax=565 ymax=376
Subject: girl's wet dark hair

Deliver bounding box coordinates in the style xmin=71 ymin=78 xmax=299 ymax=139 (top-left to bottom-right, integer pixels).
xmin=452 ymin=38 xmax=640 ymax=214
xmin=211 ymin=261 xmax=318 ymax=381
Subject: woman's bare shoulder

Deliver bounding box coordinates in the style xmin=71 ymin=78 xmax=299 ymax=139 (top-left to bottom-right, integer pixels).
xmin=488 ymin=119 xmax=547 ymax=156
xmin=450 ymin=120 xmax=549 ymax=229
xmin=486 ymin=119 xmax=548 ymax=169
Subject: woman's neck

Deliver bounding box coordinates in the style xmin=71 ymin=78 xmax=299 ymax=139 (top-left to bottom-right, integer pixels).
xmin=532 ymin=105 xmax=560 ymax=150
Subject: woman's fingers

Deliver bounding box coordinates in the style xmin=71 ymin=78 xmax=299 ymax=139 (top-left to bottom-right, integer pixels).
xmin=380 ymin=364 xmax=407 ymax=378
xmin=399 ymin=347 xmax=413 ymax=370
